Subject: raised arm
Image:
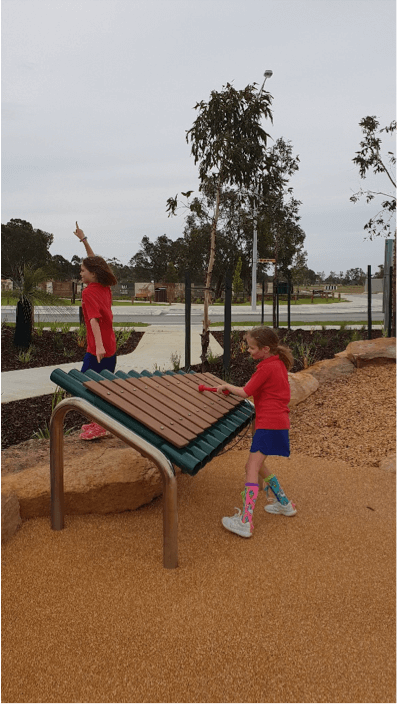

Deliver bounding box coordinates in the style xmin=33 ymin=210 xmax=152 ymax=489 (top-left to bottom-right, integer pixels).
xmin=74 ymin=222 xmax=95 ymax=257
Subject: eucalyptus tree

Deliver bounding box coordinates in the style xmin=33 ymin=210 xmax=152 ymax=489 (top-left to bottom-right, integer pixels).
xmin=350 ymin=117 xmax=396 ymax=239
xmin=129 ymin=234 xmax=177 ymax=282
xmin=1 ymin=219 xmax=54 ymax=283
xmin=180 ymin=184 xmax=252 ymax=297
xmin=167 ymin=81 xmax=273 ymax=365
xmin=350 ymin=116 xmax=396 ymax=333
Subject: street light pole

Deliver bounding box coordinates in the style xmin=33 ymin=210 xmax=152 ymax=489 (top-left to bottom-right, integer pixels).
xmin=251 ymin=70 xmax=273 ymax=312
xmin=287 ymin=265 xmax=292 ymax=330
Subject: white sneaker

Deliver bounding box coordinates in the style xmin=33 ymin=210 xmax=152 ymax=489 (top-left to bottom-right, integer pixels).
xmin=264 ymin=500 xmax=297 ymax=516
xmin=222 ymin=508 xmax=252 ymax=538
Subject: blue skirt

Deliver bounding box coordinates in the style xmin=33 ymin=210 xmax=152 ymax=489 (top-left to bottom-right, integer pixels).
xmin=250 ymin=429 xmax=290 ymax=457
xmin=81 ymin=353 xmax=117 ymax=374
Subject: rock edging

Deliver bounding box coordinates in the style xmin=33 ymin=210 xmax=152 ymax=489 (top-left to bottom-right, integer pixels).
xmin=289 ymin=337 xmax=395 ymax=407
xmin=1 ymin=492 xmax=22 ymax=544
xmin=1 ymin=445 xmax=166 ymax=526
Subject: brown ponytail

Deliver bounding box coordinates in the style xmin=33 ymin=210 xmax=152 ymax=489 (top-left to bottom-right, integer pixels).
xmin=245 ymin=326 xmax=294 ymax=371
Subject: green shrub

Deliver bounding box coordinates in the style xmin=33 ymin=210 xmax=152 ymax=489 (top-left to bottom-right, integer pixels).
xmin=17 ymin=346 xmax=35 ymax=363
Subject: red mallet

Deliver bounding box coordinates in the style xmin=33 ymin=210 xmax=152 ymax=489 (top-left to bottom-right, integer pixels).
xmin=198 ymin=384 xmax=230 ymax=395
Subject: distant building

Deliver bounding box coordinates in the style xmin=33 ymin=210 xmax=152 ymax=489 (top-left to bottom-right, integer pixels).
xmin=364 ymin=278 xmax=383 ymax=293
xmin=134 ymin=282 xmax=184 ymax=302
xmin=1 ymin=279 xmax=13 ymax=291
xmin=37 ymin=280 xmax=83 ymax=297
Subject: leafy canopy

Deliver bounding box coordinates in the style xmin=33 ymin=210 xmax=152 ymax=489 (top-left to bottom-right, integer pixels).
xmin=187 ymin=82 xmax=273 ymax=188
xmin=166 ymin=82 xmax=273 ymax=216
xmin=350 ymin=116 xmax=396 ymax=239
xmin=1 ymin=219 xmax=54 ymax=283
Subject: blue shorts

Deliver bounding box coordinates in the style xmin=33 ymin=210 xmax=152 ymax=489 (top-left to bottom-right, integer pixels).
xmin=250 ymin=429 xmax=290 ymax=457
xmin=81 ymin=353 xmax=117 ymax=374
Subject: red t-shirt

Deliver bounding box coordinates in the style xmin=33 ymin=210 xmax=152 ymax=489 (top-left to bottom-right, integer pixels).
xmin=81 ymin=283 xmax=116 ymax=357
xmin=243 ymin=355 xmax=290 ymax=429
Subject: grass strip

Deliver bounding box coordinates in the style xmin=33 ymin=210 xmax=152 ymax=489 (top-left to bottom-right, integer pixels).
xmin=209 ymin=320 xmax=384 ymax=328
xmin=3 ymin=322 xmax=149 ymax=330
xmin=211 ymin=298 xmax=349 ymax=306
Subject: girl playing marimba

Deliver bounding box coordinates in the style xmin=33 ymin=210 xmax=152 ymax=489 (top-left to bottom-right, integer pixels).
xmin=216 ymin=327 xmax=296 ymax=538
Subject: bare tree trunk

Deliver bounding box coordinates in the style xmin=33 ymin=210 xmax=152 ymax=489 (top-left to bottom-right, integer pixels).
xmin=201 ymin=182 xmax=221 ymax=369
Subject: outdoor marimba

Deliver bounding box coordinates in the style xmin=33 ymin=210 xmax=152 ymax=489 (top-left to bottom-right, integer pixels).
xmin=49 ymin=367 xmax=255 ymax=568
xmin=83 ymin=372 xmax=242 ymax=447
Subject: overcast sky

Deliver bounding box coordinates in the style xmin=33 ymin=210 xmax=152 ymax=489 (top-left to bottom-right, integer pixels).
xmin=2 ymin=0 xmax=396 ymax=277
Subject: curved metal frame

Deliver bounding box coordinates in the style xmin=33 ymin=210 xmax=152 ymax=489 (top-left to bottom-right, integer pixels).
xmin=50 ymin=397 xmax=178 ymax=568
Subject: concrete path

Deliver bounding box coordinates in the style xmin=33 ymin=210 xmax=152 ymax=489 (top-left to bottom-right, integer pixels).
xmin=1 ymin=326 xmax=223 ymax=403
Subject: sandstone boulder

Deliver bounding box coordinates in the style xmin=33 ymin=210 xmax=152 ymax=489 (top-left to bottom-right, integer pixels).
xmin=288 ymin=370 xmax=319 ymax=408
xmin=306 ymin=354 xmax=355 ymax=384
xmin=1 ymin=491 xmax=22 ymax=543
xmin=345 ymin=337 xmax=396 ymax=367
xmin=334 ymin=350 xmax=349 ymax=358
xmin=378 ymin=453 xmax=396 ymax=474
xmin=1 ymin=444 xmax=168 ymax=520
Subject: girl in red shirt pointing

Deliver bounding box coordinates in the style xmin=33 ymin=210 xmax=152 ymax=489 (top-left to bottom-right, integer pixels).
xmin=74 ymin=223 xmax=117 ymax=440
xmin=216 ymin=327 xmax=296 ymax=538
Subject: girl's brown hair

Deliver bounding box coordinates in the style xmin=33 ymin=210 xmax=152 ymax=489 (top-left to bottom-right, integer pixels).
xmin=82 ymin=256 xmax=117 ymax=287
xmin=245 ymin=327 xmax=294 ymax=371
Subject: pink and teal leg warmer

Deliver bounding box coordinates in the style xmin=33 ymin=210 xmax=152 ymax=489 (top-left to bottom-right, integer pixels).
xmin=264 ymin=473 xmax=289 ymax=506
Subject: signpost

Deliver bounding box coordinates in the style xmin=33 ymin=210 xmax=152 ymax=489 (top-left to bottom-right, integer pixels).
xmin=258 ymin=259 xmax=276 ymax=327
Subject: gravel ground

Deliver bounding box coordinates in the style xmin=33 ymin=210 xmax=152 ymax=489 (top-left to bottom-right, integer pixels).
xmin=234 ymin=364 xmax=396 ymax=471
xmin=289 ymin=364 xmax=396 ymax=468
xmin=2 ymin=326 xmax=395 ymax=702
xmin=2 ymin=450 xmax=395 ymax=703
xmin=1 ymin=361 xmax=396 ymax=703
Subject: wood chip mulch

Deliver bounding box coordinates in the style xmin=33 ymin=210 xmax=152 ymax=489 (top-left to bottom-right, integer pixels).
xmin=233 ymin=363 xmax=396 ymax=469
xmin=289 ymin=363 xmax=396 ymax=468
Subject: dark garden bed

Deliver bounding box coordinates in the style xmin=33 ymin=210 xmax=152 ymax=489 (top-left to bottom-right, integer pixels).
xmin=191 ymin=328 xmax=383 ymax=385
xmin=1 ymin=325 xmax=144 ymax=448
xmin=1 ymin=324 xmax=144 ymax=372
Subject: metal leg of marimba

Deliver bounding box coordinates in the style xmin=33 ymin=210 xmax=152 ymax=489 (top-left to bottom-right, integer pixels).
xmin=50 ymin=406 xmax=66 ymax=531
xmin=162 ymin=469 xmax=178 ymax=569
xmin=50 ymin=398 xmax=178 ymax=569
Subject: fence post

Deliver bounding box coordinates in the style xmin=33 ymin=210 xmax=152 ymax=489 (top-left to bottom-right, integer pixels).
xmin=185 ymin=271 xmax=191 ymax=370
xmin=287 ymin=274 xmax=291 ymax=330
xmin=367 ymin=265 xmax=372 ymax=340
xmin=261 ymin=280 xmax=265 ymax=325
xmin=276 ymin=285 xmax=279 ymax=328
xmin=223 ymin=271 xmax=232 ymax=377
xmin=388 ymin=266 xmax=393 ymax=337
xmin=79 ymin=306 xmax=84 ymax=326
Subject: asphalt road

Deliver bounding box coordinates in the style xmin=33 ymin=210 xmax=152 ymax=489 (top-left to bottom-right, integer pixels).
xmin=1 ymin=294 xmax=384 ymax=325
